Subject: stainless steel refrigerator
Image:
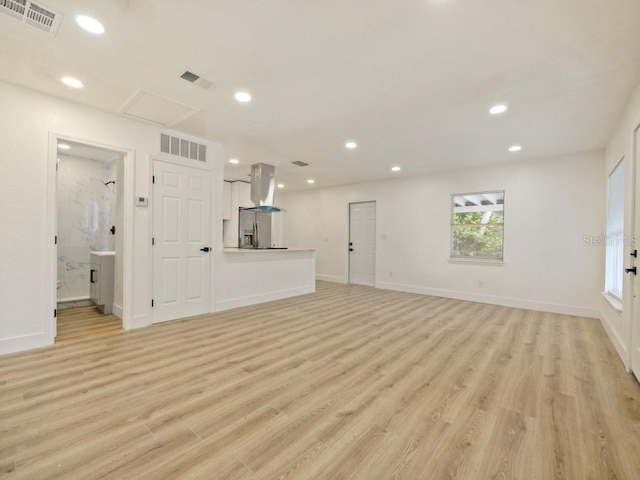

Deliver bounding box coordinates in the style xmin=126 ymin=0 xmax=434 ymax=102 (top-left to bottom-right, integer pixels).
xmin=238 ymin=208 xmax=272 ymax=249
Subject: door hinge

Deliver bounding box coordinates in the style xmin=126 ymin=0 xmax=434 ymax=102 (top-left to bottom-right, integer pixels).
xmin=54 ymin=235 xmax=57 ymax=245
xmin=151 ymin=299 xmax=154 ymax=307
xmin=152 ymin=175 xmax=155 ymax=184
xmin=54 ymin=309 xmax=57 ymax=318
xmin=152 ymin=237 xmax=155 ymax=246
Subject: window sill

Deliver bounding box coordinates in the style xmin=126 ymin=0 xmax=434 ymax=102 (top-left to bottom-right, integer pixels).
xmin=448 ymin=258 xmax=504 ymax=266
xmin=601 ymin=292 xmax=622 ymax=312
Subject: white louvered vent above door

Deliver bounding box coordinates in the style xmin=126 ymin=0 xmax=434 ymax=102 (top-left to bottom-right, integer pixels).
xmin=160 ymin=134 xmax=207 ymax=163
xmin=0 ymin=0 xmax=62 ymax=34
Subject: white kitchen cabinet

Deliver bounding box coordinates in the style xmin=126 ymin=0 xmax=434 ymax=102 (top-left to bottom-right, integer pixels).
xmin=223 ymin=181 xmax=254 ymax=247
xmin=271 ymin=212 xmax=283 ymax=247
xmin=235 ymin=181 xmax=252 ymax=207
xmin=222 ymin=181 xmax=232 ymax=220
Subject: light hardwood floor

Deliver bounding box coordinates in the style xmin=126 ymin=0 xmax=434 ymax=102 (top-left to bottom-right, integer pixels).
xmin=1 ymin=281 xmax=639 ymax=479
xmin=56 ymin=306 xmax=122 ymax=341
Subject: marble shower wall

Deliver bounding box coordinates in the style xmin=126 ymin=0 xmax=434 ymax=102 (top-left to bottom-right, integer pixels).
xmin=57 ymin=155 xmax=116 ymax=301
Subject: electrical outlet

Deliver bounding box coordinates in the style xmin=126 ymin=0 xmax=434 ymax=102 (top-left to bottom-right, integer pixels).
xmin=389 ymin=271 xmax=393 ymax=278
xmin=478 ymin=280 xmax=484 ymax=288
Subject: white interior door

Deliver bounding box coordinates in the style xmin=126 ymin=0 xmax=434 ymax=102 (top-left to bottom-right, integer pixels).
xmin=631 ymin=127 xmax=640 ymax=377
xmin=349 ymin=201 xmax=376 ymax=286
xmin=153 ymin=160 xmax=211 ymax=323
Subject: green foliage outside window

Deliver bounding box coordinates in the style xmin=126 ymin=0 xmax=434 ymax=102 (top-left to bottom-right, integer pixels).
xmin=451 ymin=210 xmax=504 ymax=259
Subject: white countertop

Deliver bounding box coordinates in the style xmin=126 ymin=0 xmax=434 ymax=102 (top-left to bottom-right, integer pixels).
xmin=223 ymin=247 xmax=314 ymax=253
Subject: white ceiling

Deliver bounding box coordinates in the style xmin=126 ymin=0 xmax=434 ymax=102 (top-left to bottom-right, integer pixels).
xmin=1 ymin=0 xmax=639 ymax=191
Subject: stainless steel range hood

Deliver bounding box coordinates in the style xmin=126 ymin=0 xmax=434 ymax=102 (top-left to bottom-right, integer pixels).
xmin=246 ymin=163 xmax=284 ymax=212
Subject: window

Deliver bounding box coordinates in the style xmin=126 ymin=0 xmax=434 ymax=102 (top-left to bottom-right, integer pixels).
xmin=605 ymin=160 xmax=625 ymax=300
xmin=451 ymin=191 xmax=504 ymax=261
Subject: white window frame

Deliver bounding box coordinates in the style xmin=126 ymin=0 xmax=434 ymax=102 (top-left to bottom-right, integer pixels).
xmin=604 ymin=159 xmax=625 ymax=301
xmin=450 ymin=190 xmax=505 ymax=263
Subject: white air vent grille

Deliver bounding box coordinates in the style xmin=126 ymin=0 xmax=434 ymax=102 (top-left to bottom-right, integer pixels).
xmin=179 ymin=70 xmax=214 ymax=90
xmin=0 ymin=0 xmax=62 ymax=34
xmin=160 ymin=134 xmax=207 ymax=162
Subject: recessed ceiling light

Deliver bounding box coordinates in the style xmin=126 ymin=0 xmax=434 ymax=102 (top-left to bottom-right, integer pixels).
xmin=277 ymin=184 xmax=284 ymax=188
xmin=391 ymin=166 xmax=401 ymax=172
xmin=58 ymin=143 xmax=70 ymax=150
xmin=75 ymin=15 xmax=105 ymax=34
xmin=489 ymin=104 xmax=508 ymax=115
xmin=508 ymin=145 xmax=522 ymax=152
xmin=61 ymin=77 xmax=84 ymax=89
xmin=229 ymin=158 xmax=239 ymax=164
xmin=345 ymin=141 xmax=357 ymax=149
xmin=307 ymin=179 xmax=315 ymax=184
xmin=234 ymin=91 xmax=252 ymax=103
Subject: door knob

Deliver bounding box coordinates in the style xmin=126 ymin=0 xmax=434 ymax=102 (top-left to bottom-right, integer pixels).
xmin=200 ymin=247 xmax=211 ymax=252
xmin=625 ymin=266 xmax=637 ymax=275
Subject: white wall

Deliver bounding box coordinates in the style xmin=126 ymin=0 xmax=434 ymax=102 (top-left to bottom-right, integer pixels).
xmin=601 ymin=82 xmax=640 ymax=368
xmin=0 ymin=81 xmax=224 ymax=354
xmin=282 ymin=151 xmax=605 ymax=317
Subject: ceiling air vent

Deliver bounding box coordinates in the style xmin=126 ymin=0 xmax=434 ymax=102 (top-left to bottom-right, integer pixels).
xmin=179 ymin=70 xmax=214 ymax=90
xmin=160 ymin=134 xmax=207 ymax=163
xmin=292 ymin=161 xmax=309 ymax=167
xmin=0 ymin=0 xmax=62 ymax=34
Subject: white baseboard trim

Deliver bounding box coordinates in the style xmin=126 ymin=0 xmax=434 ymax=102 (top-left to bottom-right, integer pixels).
xmin=599 ymin=314 xmax=629 ymax=369
xmin=216 ymin=285 xmax=316 ymax=312
xmin=57 ymin=299 xmax=94 ymax=310
xmin=130 ymin=314 xmax=151 ymax=330
xmin=599 ymin=305 xmax=629 ymax=370
xmin=112 ymin=303 xmax=124 ymax=321
xmin=316 ymin=274 xmax=346 ymax=284
xmin=376 ymin=282 xmax=599 ymax=318
xmin=0 ymin=332 xmax=49 ymax=355
xmin=57 ymin=295 xmax=90 ymax=303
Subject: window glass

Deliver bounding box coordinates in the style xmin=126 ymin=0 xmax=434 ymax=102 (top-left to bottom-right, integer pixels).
xmin=451 ymin=191 xmax=504 ymax=261
xmin=605 ymin=160 xmax=625 ymax=300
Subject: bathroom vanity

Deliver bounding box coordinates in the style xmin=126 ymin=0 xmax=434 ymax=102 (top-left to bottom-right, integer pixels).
xmin=89 ymin=251 xmax=115 ymax=314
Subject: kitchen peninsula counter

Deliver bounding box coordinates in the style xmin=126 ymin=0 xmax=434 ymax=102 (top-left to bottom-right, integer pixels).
xmin=215 ymin=247 xmax=315 ymax=311
xmin=222 ymin=247 xmax=314 ymax=253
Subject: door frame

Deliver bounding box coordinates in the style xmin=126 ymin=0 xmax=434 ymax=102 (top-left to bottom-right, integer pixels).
xmin=150 ymin=156 xmax=213 ymax=324
xmin=630 ymin=122 xmax=640 ymax=376
xmin=347 ymin=200 xmax=377 ymax=286
xmin=46 ymin=132 xmax=135 ymax=344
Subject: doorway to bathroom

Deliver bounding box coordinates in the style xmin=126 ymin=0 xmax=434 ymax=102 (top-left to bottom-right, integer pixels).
xmin=54 ymin=139 xmax=125 ymax=341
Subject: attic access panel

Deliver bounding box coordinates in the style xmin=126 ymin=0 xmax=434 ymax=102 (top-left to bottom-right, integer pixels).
xmin=120 ymin=89 xmax=199 ymax=127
